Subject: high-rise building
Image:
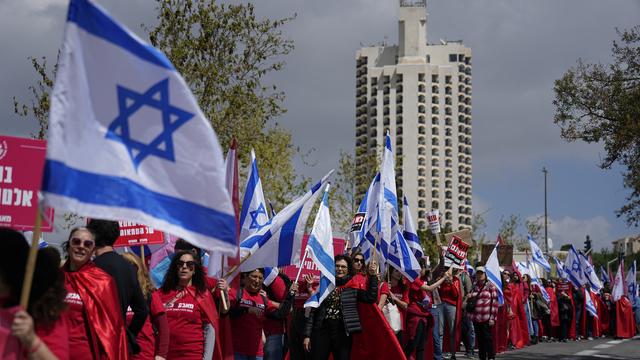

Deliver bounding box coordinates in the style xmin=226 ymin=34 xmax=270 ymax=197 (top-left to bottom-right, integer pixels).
xmin=355 ymin=1 xmax=472 ymax=231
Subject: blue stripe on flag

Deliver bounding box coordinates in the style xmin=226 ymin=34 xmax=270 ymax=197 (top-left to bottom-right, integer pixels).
xmin=67 ymin=0 xmax=174 ymax=70
xmin=239 ymin=159 xmax=260 ymax=229
xmin=43 ymin=159 xmax=235 ymax=245
xmin=307 ymin=235 xmax=335 ymax=274
xmin=486 ymin=270 xmax=504 ymax=304
xmin=277 ymin=210 xmax=302 ymax=266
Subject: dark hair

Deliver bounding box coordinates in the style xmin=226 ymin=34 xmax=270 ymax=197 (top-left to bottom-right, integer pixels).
xmin=174 ymin=238 xmax=201 ymax=256
xmin=335 ymin=254 xmax=355 ymax=276
xmin=242 ymin=268 xmax=265 ymax=276
xmin=86 ymin=219 xmax=120 ymax=247
xmin=161 ymin=250 xmax=206 ymax=293
xmin=0 ymin=228 xmax=67 ymax=326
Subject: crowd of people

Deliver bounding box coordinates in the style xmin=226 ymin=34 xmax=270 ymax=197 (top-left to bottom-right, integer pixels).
xmin=1 ymin=222 xmax=639 ymax=360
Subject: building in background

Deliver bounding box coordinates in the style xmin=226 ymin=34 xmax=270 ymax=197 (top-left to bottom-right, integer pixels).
xmin=612 ymin=235 xmax=640 ymax=256
xmin=355 ymin=1 xmax=472 ymax=230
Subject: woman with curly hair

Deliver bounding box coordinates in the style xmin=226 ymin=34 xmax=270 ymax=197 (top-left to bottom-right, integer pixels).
xmin=121 ymin=252 xmax=170 ymax=360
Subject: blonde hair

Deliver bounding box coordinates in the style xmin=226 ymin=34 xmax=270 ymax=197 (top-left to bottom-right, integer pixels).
xmin=121 ymin=252 xmax=155 ymax=298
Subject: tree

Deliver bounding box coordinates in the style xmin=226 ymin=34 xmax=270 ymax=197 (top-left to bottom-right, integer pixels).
xmin=553 ymin=26 xmax=640 ymax=226
xmin=468 ymin=212 xmax=487 ymax=262
xmin=13 ymin=56 xmax=56 ymax=140
xmin=498 ymin=214 xmax=521 ymax=245
xmin=330 ymin=151 xmax=357 ymax=236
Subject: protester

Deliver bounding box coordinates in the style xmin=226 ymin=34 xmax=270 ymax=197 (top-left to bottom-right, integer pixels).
xmin=352 ymin=252 xmax=367 ymax=277
xmin=388 ymin=267 xmax=409 ymax=346
xmin=467 ymin=266 xmax=498 ymax=360
xmin=0 ymin=228 xmax=67 ymax=360
xmin=459 ymin=268 xmax=476 ymax=357
xmin=262 ymin=270 xmax=294 ymax=360
xmin=303 ymin=254 xmax=378 ymax=360
xmin=288 ymin=274 xmax=316 ymax=360
xmin=229 ymin=268 xmax=296 ymax=360
xmin=87 ymin=219 xmax=149 ymax=354
xmin=528 ymin=283 xmax=549 ymax=344
xmin=121 ymin=252 xmax=170 ymax=360
xmin=439 ymin=268 xmax=461 ymax=359
xmin=159 ymin=250 xmax=220 ymax=360
xmin=62 ymin=227 xmax=128 ymax=359
xmin=544 ymin=279 xmax=560 ymax=341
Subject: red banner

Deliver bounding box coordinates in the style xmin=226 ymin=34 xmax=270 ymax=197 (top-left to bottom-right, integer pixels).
xmin=0 ymin=135 xmax=54 ymax=232
xmin=282 ymin=235 xmax=346 ymax=281
xmin=113 ymin=221 xmax=164 ymax=247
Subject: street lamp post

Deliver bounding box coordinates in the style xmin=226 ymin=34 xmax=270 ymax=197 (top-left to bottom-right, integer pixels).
xmin=543 ymin=167 xmax=548 ymax=254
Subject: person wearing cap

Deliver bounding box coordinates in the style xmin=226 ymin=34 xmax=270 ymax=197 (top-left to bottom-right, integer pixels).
xmin=466 ymin=266 xmax=498 ymax=360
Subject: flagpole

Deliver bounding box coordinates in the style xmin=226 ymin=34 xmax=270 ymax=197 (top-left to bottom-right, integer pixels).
xmin=20 ymin=205 xmax=43 ymax=308
xmin=219 ymin=254 xmax=229 ymax=312
xmin=140 ymin=245 xmax=146 ymax=271
xmin=295 ymin=250 xmax=310 ymax=283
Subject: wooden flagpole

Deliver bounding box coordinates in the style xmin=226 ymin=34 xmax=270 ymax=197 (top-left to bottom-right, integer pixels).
xmin=219 ymin=254 xmax=229 ymax=312
xmin=20 ymin=206 xmax=43 ymax=308
xmin=140 ymin=245 xmax=146 ymax=271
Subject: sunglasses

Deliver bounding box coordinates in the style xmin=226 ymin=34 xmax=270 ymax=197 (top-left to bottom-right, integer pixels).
xmin=353 ymin=258 xmax=364 ymax=264
xmin=176 ymin=260 xmax=196 ymax=270
xmin=70 ymin=237 xmax=95 ymax=248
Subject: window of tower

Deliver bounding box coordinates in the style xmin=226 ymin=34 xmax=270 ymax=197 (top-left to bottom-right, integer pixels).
xmin=445 ymin=149 xmax=452 ymax=157
xmin=430 ymin=148 xmax=438 ymax=156
xmin=445 ymin=117 xmax=452 ymax=126
xmin=445 ymin=139 xmax=452 ymax=147
xmin=445 ymin=159 xmax=452 ymax=168
xmin=445 ymin=212 xmax=452 ymax=220
xmin=431 ymin=179 xmax=438 ymax=187
xmin=371 ymin=77 xmax=378 ymax=86
xmin=396 ymin=105 xmax=403 ymax=114
xmin=445 ymin=180 xmax=452 ymax=189
xmin=445 ymin=129 xmax=452 ymax=137
xmin=445 ymin=170 xmax=452 ymax=178
xmin=449 ymin=54 xmax=457 ymax=62
xmin=419 ymin=178 xmax=426 ymax=187
xmin=383 ymin=117 xmax=389 ymax=126
xmin=445 ymin=201 xmax=452 ymax=209
xmin=396 ymin=84 xmax=403 ymax=93
xmin=431 ymin=169 xmax=439 ymax=177
xmin=432 ymin=201 xmax=439 ymax=210
xmin=396 ymin=95 xmax=403 ymax=104
xmin=418 ymin=116 xmax=426 ymax=125
xmin=396 ymin=125 xmax=403 ymax=135
xmin=431 ymin=106 xmax=439 ymax=115
xmin=445 ymin=75 xmax=452 ymax=84
xmin=397 ymin=115 xmax=403 ymax=125
xmin=418 ymin=73 xmax=425 ymax=82
xmin=431 ymin=96 xmax=438 ymax=104
xmin=384 ymin=86 xmax=390 ymax=95
xmin=445 ymin=97 xmax=452 ymax=105
xmin=418 ymin=157 xmax=426 ymax=166
xmin=432 ymin=74 xmax=439 ymax=83
xmin=418 ymin=136 xmax=426 ymax=145
xmin=432 ymin=190 xmax=439 ymax=198
xmin=418 ymin=168 xmax=426 ymax=177
xmin=431 ymin=116 xmax=438 ymax=125
xmin=418 ymin=105 xmax=426 ymax=114
xmin=431 ymin=158 xmax=439 ymax=167
xmin=418 ymin=189 xmax=426 ymax=198
xmin=418 ymin=200 xmax=426 ymax=209
xmin=418 ymin=84 xmax=426 ymax=93
xmin=445 ymin=86 xmax=452 ymax=95
xmin=419 ymin=95 xmax=426 ymax=103
xmin=383 ymin=75 xmax=390 ymax=84
xmin=430 ymin=127 xmax=438 ymax=135
xmin=431 ymin=138 xmax=439 ymax=146
xmin=432 ymin=85 xmax=439 ymax=94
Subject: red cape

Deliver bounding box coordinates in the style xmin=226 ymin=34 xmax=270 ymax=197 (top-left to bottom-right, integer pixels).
xmin=515 ymin=283 xmax=530 ymax=346
xmin=442 ymin=278 xmax=463 ymax=353
xmin=546 ymin=287 xmax=560 ymax=328
xmin=615 ymin=297 xmax=636 ymax=339
xmin=596 ymin=295 xmax=610 ymax=334
xmin=508 ymin=284 xmax=527 ymax=348
xmin=64 ymin=262 xmax=128 ymax=360
xmin=493 ymin=306 xmax=508 ymax=354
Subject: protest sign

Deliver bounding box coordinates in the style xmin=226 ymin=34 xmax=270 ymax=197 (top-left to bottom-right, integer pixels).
xmin=0 ymin=135 xmax=54 ymax=232
xmin=443 ymin=229 xmax=471 ymax=269
xmin=427 ymin=210 xmax=441 ymax=233
xmin=113 ymin=221 xmax=165 ymax=247
xmin=283 ymin=235 xmax=346 ymax=281
xmin=350 ymin=212 xmax=366 ymax=232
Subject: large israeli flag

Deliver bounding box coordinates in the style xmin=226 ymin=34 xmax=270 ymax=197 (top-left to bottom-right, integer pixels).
xmin=305 ymin=185 xmax=336 ymax=308
xmin=377 ymin=133 xmax=398 ymax=264
xmin=564 ymin=245 xmax=587 ymax=288
xmin=239 ymin=170 xmax=333 ymax=271
xmin=43 ymin=0 xmax=235 ymax=253
xmin=485 ymin=243 xmax=504 ymax=305
xmin=353 ymin=172 xmax=380 ymax=260
xmin=388 ymin=230 xmax=421 ymax=281
xmin=403 ymin=196 xmax=424 ymax=259
xmin=239 ymin=149 xmax=270 ymax=241
xmin=528 ymin=234 xmax=551 ymax=273
xmin=579 ymin=253 xmax=602 ymax=292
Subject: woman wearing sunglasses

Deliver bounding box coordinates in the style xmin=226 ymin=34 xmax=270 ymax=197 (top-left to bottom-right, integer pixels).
xmin=62 ymin=227 xmax=128 ymax=359
xmin=159 ymin=250 xmax=222 ymax=360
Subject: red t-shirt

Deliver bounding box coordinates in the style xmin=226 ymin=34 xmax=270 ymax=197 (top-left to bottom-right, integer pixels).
xmin=264 ymin=276 xmax=287 ymax=336
xmin=126 ymin=292 xmax=166 ymax=360
xmin=229 ymin=288 xmax=279 ymax=356
xmin=159 ymin=289 xmax=209 ymax=360
xmin=390 ymin=283 xmax=409 ymax=330
xmin=35 ymin=315 xmax=70 ymax=360
xmin=407 ymin=278 xmax=430 ymax=317
xmin=439 ymin=280 xmax=459 ymax=306
xmin=378 ymin=281 xmax=390 ymax=301
xmin=62 ymin=286 xmax=93 ymax=360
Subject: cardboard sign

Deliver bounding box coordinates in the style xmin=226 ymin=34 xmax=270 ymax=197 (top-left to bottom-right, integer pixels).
xmin=444 ymin=235 xmax=470 ymax=269
xmin=481 ymin=243 xmax=514 ymax=266
xmin=0 ymin=135 xmax=54 ymax=232
xmin=282 ymin=235 xmax=346 ymax=281
xmin=113 ymin=221 xmax=165 ymax=247
xmin=350 ymin=212 xmax=366 ymax=232
xmin=427 ymin=210 xmax=441 ymax=233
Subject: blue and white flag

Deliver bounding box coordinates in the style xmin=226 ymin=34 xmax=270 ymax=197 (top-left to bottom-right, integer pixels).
xmin=626 ymin=260 xmax=637 ymax=301
xmin=465 ymin=259 xmax=475 ymax=276
xmin=239 ymin=170 xmax=333 ymax=271
xmin=377 ymin=133 xmax=399 ymax=265
xmin=43 ymin=0 xmax=235 ymax=254
xmin=263 ymin=267 xmax=279 ymax=287
xmin=600 ymin=266 xmax=610 ymax=285
xmin=564 ymin=245 xmax=586 ymax=288
xmin=528 ymin=261 xmax=550 ymax=303
xmin=403 ymin=196 xmax=423 ymax=259
xmin=579 ymin=253 xmax=602 ymax=292
xmin=485 ymin=243 xmax=504 ymax=305
xmin=553 ymin=256 xmax=567 ymax=279
xmin=388 ymin=230 xmax=421 ymax=282
xmin=353 ymin=172 xmax=380 ymax=260
xmin=239 ymin=149 xmax=270 ymax=241
xmin=305 ymin=185 xmax=336 ymax=308
xmin=584 ymin=287 xmax=598 ymax=318
xmin=528 ymin=234 xmax=551 ymax=273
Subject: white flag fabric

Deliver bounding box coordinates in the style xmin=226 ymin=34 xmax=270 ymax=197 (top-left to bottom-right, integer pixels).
xmin=43 ymin=0 xmax=235 ymax=253
xmin=354 ymin=172 xmax=380 ymax=261
xmin=564 ymin=245 xmax=587 ymax=288
xmin=579 ymin=253 xmax=602 ymax=293
xmin=239 ymin=149 xmax=270 ymax=241
xmin=305 ymin=185 xmax=336 ymax=308
xmin=625 ymin=260 xmax=636 ymax=301
xmin=528 ymin=234 xmax=551 ymax=273
xmin=612 ymin=259 xmax=626 ymax=302
xmin=552 ymin=256 xmax=567 ymax=279
xmin=485 ymin=243 xmax=504 ymax=305
xmin=403 ymin=196 xmax=424 ymax=259
xmin=239 ymin=170 xmax=333 ymax=271
xmin=584 ymin=287 xmax=598 ymax=318
xmin=527 ymin=261 xmax=550 ymax=303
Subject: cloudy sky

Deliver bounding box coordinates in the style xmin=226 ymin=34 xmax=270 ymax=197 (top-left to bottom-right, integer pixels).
xmin=1 ymin=0 xmax=639 ymax=250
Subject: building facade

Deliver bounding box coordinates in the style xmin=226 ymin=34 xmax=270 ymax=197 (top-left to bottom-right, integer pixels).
xmin=355 ymin=1 xmax=472 ymax=230
xmin=612 ymin=235 xmax=640 ymax=256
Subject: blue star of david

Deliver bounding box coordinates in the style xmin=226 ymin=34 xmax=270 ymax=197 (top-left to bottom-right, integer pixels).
xmin=249 ymin=203 xmax=271 ymax=230
xmin=572 ymin=260 xmax=580 ymax=272
xmin=105 ymin=78 xmax=194 ymax=169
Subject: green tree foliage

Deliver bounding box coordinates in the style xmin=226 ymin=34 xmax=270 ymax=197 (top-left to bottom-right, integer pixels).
xmin=553 ymin=26 xmax=640 ymax=226
xmin=498 ymin=214 xmax=521 ymax=245
xmin=330 ymin=151 xmax=357 ymax=235
xmin=13 ymin=56 xmax=56 ymax=140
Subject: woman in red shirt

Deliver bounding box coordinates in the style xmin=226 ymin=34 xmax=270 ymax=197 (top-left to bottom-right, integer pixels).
xmin=159 ymin=250 xmax=218 ymax=360
xmin=121 ymin=253 xmax=170 ymax=360
xmin=388 ymin=267 xmax=409 ymax=346
xmin=62 ymin=227 xmax=128 ymax=360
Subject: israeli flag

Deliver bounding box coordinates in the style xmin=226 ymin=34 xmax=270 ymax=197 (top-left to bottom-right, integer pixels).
xmin=305 ymin=185 xmax=336 ymax=308
xmin=239 ymin=149 xmax=270 ymax=241
xmin=43 ymin=0 xmax=235 ymax=253
xmin=527 ymin=261 xmax=550 ymax=303
xmin=553 ymin=256 xmax=567 ymax=279
xmin=388 ymin=230 xmax=421 ymax=282
xmin=485 ymin=243 xmax=504 ymax=305
xmin=584 ymin=287 xmax=598 ymax=318
xmin=403 ymin=196 xmax=424 ymax=259
xmin=465 ymin=259 xmax=475 ymax=276
xmin=626 ymin=260 xmax=637 ymax=300
xmin=377 ymin=133 xmax=399 ymax=265
xmin=600 ymin=266 xmax=610 ymax=285
xmin=579 ymin=253 xmax=602 ymax=293
xmin=353 ymin=172 xmax=380 ymax=259
xmin=239 ymin=170 xmax=333 ymax=271
xmin=564 ymin=245 xmax=586 ymax=288
xmin=263 ymin=267 xmax=279 ymax=287
xmin=528 ymin=234 xmax=551 ymax=273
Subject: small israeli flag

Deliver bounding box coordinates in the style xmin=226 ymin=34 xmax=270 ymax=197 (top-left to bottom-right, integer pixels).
xmin=584 ymin=287 xmax=598 ymax=318
xmin=553 ymin=256 xmax=567 ymax=279
xmin=579 ymin=252 xmax=602 ymax=293
xmin=43 ymin=0 xmax=235 ymax=254
xmin=239 ymin=149 xmax=270 ymax=241
xmin=305 ymin=185 xmax=336 ymax=308
xmin=403 ymin=196 xmax=423 ymax=259
xmin=528 ymin=234 xmax=551 ymax=273
xmin=485 ymin=243 xmax=504 ymax=305
xmin=564 ymin=245 xmax=586 ymax=288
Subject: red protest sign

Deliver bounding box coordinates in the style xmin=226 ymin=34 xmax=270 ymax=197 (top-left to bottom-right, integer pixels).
xmin=113 ymin=221 xmax=164 ymax=247
xmin=444 ymin=235 xmax=470 ymax=269
xmin=0 ymin=135 xmax=54 ymax=232
xmin=282 ymin=235 xmax=346 ymax=281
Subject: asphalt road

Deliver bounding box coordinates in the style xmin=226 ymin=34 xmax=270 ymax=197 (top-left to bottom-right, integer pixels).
xmin=481 ymin=336 xmax=640 ymax=360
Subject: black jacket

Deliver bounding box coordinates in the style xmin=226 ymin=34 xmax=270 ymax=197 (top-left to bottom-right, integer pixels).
xmin=303 ymin=275 xmax=378 ymax=338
